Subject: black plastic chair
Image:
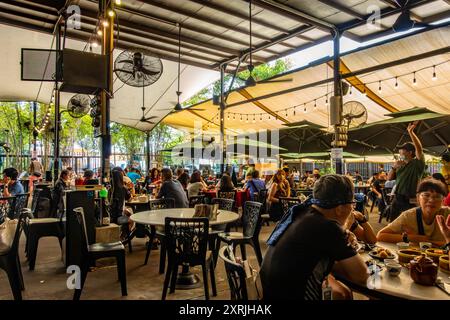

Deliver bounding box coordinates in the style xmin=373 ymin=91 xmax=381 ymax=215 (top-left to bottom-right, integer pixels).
xmin=279 ymin=197 xmax=301 ymax=218
xmin=0 ymin=210 xmax=27 ymax=300
xmin=218 ymin=246 xmax=248 ymax=300
xmin=144 ymin=198 xmax=175 ymax=274
xmin=254 ymin=189 xmax=270 ymax=226
xmin=162 ymin=217 xmax=216 ymax=300
xmin=217 ymin=201 xmax=263 ymax=266
xmin=211 ymin=198 xmax=234 ymax=212
xmin=25 ymin=189 xmax=65 ymax=270
xmin=0 ymin=196 xmax=15 ymax=224
xmin=188 ymin=195 xmax=205 ymax=208
xmin=72 ymin=207 xmax=127 ymax=300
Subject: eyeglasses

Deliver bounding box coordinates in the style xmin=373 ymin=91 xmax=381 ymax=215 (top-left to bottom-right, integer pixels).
xmin=419 ymin=193 xmax=443 ymax=201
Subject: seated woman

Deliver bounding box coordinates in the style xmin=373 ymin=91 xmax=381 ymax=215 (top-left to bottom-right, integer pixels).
xmin=377 ymin=178 xmax=450 ymax=246
xmin=177 ymin=172 xmax=190 ymax=191
xmin=187 ymin=170 xmax=207 ymax=197
xmin=267 ymin=169 xmax=290 ymax=221
xmin=109 ymin=168 xmax=132 ymax=224
xmin=218 ymin=174 xmax=235 ymax=194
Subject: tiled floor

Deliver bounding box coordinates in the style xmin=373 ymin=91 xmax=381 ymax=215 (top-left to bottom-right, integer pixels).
xmin=0 ymin=205 xmax=387 ymax=300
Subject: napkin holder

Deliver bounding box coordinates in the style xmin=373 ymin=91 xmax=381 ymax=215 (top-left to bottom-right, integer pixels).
xmin=193 ymin=204 xmax=219 ymax=220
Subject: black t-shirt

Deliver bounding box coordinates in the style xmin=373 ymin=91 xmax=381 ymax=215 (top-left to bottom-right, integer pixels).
xmin=260 ymin=207 xmax=356 ymax=300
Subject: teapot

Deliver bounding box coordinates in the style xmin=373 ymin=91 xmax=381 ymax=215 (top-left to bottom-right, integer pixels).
xmin=410 ymin=254 xmax=438 ymax=286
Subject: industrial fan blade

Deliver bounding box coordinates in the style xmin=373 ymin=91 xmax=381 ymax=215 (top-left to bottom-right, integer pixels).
xmin=114 ymin=69 xmax=134 ymax=75
xmin=142 ymin=116 xmax=158 ymax=120
xmin=142 ymin=120 xmax=155 ymax=124
xmin=141 ymin=67 xmax=161 ymax=76
xmin=117 ymin=59 xmax=134 ymax=65
xmin=119 ymin=117 xmax=141 ymax=120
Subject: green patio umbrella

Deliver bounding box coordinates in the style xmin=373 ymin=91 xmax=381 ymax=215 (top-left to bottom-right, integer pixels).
xmin=280 ymin=151 xmax=362 ymax=160
xmin=348 ymin=107 xmax=450 ymax=156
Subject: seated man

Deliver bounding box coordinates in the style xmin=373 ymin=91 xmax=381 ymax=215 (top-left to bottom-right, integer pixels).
xmin=261 ymin=174 xmax=368 ymax=300
xmin=244 ymin=170 xmax=266 ymax=201
xmin=157 ymin=168 xmax=189 ymax=208
xmin=2 ymin=167 xmax=24 ymax=197
xmin=81 ymin=169 xmax=98 ymax=185
xmin=377 ymin=178 xmax=450 ymax=246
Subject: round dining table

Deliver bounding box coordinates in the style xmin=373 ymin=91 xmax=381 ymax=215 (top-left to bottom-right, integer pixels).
xmin=338 ymin=242 xmax=450 ymax=300
xmin=130 ymin=208 xmax=239 ymax=289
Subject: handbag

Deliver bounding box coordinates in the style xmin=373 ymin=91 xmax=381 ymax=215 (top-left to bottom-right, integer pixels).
xmin=0 ymin=218 xmax=18 ymax=254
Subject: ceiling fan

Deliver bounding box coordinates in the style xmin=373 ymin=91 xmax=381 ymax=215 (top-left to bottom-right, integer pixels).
xmin=119 ymin=85 xmax=158 ymax=124
xmin=391 ymin=0 xmax=430 ymax=32
xmin=157 ymin=24 xmax=206 ymax=113
xmin=239 ymin=0 xmax=293 ymax=87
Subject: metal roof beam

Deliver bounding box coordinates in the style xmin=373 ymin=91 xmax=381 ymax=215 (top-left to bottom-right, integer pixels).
xmin=213 ymin=24 xmax=316 ymax=68
xmin=317 ymin=0 xmax=365 ymax=20
xmin=187 ymin=0 xmax=290 ymax=34
xmin=0 ymin=0 xmax=58 ymax=16
xmin=247 ymin=0 xmax=335 ymax=32
xmin=378 ymin=0 xmax=399 ymax=8
xmin=135 ymin=0 xmax=278 ymax=43
xmin=338 ymin=0 xmax=433 ymax=31
xmin=23 ymin=0 xmax=66 ymax=11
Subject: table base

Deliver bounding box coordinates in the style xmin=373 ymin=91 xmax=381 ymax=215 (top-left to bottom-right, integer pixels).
xmin=176 ymin=271 xmax=202 ymax=290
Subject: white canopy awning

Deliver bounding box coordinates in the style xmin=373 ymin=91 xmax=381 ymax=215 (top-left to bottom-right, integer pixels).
xmin=0 ymin=23 xmax=219 ymax=131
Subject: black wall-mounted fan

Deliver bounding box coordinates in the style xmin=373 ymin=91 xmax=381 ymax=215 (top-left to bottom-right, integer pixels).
xmin=391 ymin=0 xmax=430 ymax=32
xmin=114 ymin=50 xmax=163 ymax=87
xmin=67 ymin=94 xmax=91 ymax=118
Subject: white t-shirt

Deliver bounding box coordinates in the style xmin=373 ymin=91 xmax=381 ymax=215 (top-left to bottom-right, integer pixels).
xmin=187 ymin=182 xmax=204 ymax=197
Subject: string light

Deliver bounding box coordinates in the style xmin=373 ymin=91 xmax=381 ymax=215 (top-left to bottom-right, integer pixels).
xmin=240 ymin=115 xmax=243 ymax=122
xmin=285 ymin=110 xmax=288 ymax=117
xmin=314 ymin=100 xmax=317 ymax=109
xmin=115 ymin=0 xmax=122 ymax=5
xmin=233 ymin=114 xmax=235 ymax=120
xmin=394 ymin=77 xmax=399 ymax=89
xmin=260 ymin=114 xmax=263 ymax=121
xmin=349 ymin=85 xmax=352 ymax=96
xmin=303 ymin=105 xmax=307 ymax=113
xmin=432 ymin=65 xmax=437 ymax=81
xmin=325 ymin=96 xmax=329 ymax=106
xmin=108 ymin=9 xmax=115 ymax=17
xmin=293 ymin=108 xmax=296 ymax=116
xmin=363 ymin=86 xmax=367 ymax=96
xmin=102 ymin=19 xmax=109 ymax=27
xmin=92 ymin=40 xmax=99 ymax=48
xmin=246 ymin=115 xmax=249 ymax=123
xmin=413 ymin=72 xmax=417 ymax=86
xmin=252 ymin=114 xmax=256 ymax=123
xmin=227 ymin=114 xmax=230 ymax=121
xmin=378 ymin=81 xmax=382 ymax=93
xmin=97 ymin=29 xmax=103 ymax=36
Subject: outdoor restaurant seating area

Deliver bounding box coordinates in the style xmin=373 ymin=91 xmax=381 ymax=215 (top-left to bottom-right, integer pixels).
xmin=0 ymin=0 xmax=450 ymax=308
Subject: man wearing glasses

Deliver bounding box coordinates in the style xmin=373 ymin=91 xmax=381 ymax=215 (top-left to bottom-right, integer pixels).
xmin=387 ymin=121 xmax=425 ymax=221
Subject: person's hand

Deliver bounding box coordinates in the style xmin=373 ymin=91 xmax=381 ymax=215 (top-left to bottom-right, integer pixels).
xmin=407 ymin=121 xmax=420 ymax=134
xmin=4 ymin=177 xmax=12 ymax=186
xmin=436 ymin=215 xmax=450 ymax=243
xmin=353 ymin=211 xmax=366 ymax=223
xmin=392 ymin=160 xmax=406 ymax=169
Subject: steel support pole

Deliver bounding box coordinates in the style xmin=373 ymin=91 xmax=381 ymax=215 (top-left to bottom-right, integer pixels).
xmin=332 ymin=29 xmax=343 ymax=175
xmin=100 ymin=0 xmax=113 ymax=183
xmin=146 ymin=131 xmax=151 ymax=173
xmin=53 ymin=24 xmax=61 ymax=183
xmin=33 ymin=101 xmax=37 ymax=154
xmin=219 ymin=64 xmax=226 ymax=174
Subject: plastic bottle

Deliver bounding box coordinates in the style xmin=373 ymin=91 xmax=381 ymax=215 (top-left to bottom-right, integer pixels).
xmin=99 ymin=187 xmax=110 ymax=226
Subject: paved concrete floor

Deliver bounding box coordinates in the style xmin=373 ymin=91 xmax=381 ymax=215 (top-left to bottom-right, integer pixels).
xmin=0 ymin=205 xmax=387 ymax=300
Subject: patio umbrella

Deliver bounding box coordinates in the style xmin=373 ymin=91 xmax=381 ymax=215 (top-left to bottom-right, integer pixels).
xmin=348 ymin=107 xmax=450 ymax=156
xmin=280 ymin=151 xmax=362 ymax=160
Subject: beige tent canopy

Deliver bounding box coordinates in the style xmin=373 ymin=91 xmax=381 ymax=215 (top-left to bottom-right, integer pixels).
xmin=162 ymin=26 xmax=450 ymax=135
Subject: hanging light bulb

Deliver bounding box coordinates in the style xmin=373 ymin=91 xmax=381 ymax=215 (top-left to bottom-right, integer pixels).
xmin=252 ymin=114 xmax=256 ymax=123
xmin=102 ymin=19 xmax=109 ymax=27
xmin=233 ymin=114 xmax=236 ymax=121
xmin=97 ymin=29 xmax=103 ymax=36
xmin=314 ymin=100 xmax=317 ymax=109
xmin=293 ymin=108 xmax=296 ymax=116
xmin=285 ymin=110 xmax=288 ymax=117
xmin=349 ymin=85 xmax=352 ymax=96
xmin=246 ymin=115 xmax=249 ymax=123
xmin=378 ymin=81 xmax=382 ymax=93
xmin=227 ymin=114 xmax=230 ymax=121
xmin=395 ymin=77 xmax=399 ymax=89
xmin=260 ymin=114 xmax=263 ymax=121
xmin=91 ymin=40 xmax=99 ymax=47
xmin=303 ymin=105 xmax=307 ymax=113
xmin=363 ymin=86 xmax=367 ymax=96
xmin=268 ymin=114 xmax=271 ymax=120
xmin=325 ymin=96 xmax=329 ymax=106
xmin=413 ymin=72 xmax=417 ymax=86
xmin=115 ymin=0 xmax=121 ymax=5
xmin=432 ymin=65 xmax=437 ymax=81
xmin=240 ymin=114 xmax=243 ymax=122
xmin=108 ymin=9 xmax=115 ymax=17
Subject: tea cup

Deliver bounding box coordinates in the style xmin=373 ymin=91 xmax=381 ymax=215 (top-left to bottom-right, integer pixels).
xmin=386 ymin=262 xmax=402 ymax=277
xmin=419 ymin=242 xmax=432 ymax=251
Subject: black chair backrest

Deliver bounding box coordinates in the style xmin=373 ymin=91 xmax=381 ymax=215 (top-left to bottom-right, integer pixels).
xmin=218 ymin=246 xmax=248 ymax=300
xmin=242 ymin=201 xmax=262 ymax=238
xmin=279 ymin=197 xmax=301 ymax=217
xmin=10 ymin=194 xmax=30 ymax=220
xmin=0 ymin=196 xmax=15 ymax=223
xmin=218 ymin=191 xmax=236 ymax=201
xmin=211 ymin=198 xmax=235 ymax=212
xmin=73 ymin=207 xmax=90 ymax=254
xmin=9 ymin=210 xmax=27 ymax=256
xmin=149 ymin=198 xmax=175 ymax=211
xmin=188 ymin=195 xmax=205 ymax=208
xmin=164 ymin=217 xmax=209 ymax=265
xmin=30 ymin=188 xmax=42 ymax=217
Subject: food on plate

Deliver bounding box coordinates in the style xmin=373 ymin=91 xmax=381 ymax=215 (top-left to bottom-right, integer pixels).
xmin=398 ymin=249 xmax=422 ymax=264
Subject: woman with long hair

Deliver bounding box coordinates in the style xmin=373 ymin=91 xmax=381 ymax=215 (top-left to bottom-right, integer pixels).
xmin=268 ymin=169 xmax=291 ymax=221
xmin=187 ymin=170 xmax=207 ymax=197
xmin=219 ymin=174 xmax=235 ymax=192
xmin=109 ymin=167 xmax=132 ymax=223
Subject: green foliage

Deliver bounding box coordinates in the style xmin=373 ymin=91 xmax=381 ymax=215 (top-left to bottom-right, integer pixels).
xmin=183 ymin=58 xmax=293 ymax=106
